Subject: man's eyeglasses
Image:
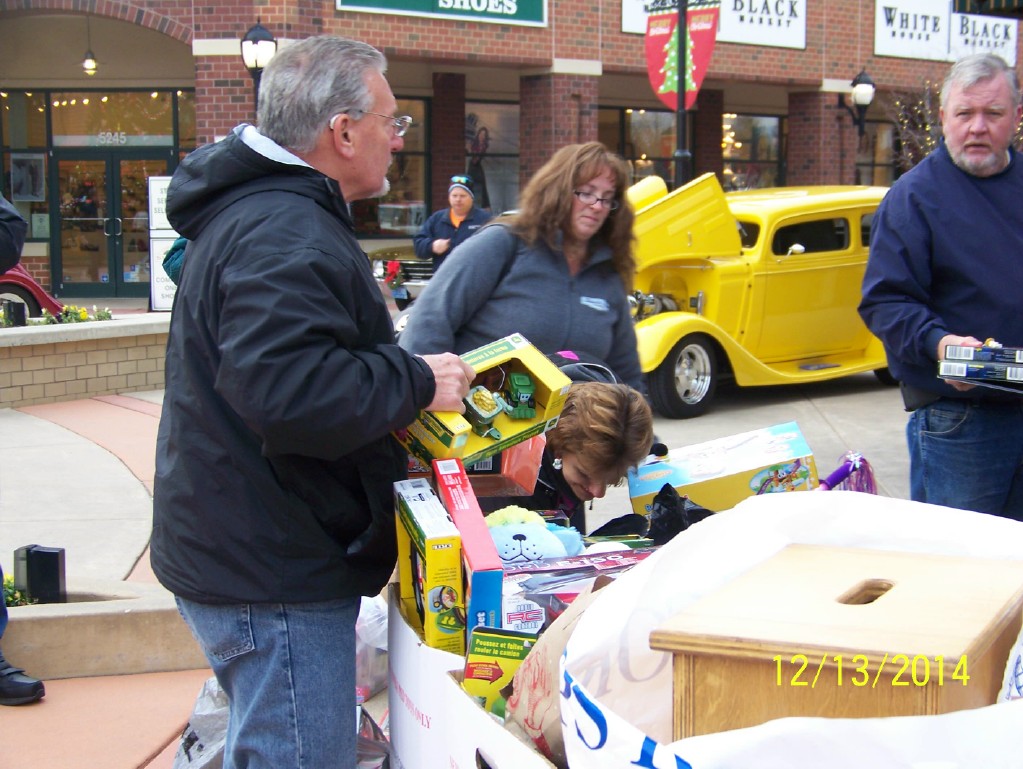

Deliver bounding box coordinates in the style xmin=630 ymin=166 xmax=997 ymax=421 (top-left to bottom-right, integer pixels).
xmin=450 ymin=175 xmax=472 ymax=186
xmin=328 ymin=110 xmax=413 ymax=138
xmin=573 ymin=190 xmax=619 ymax=210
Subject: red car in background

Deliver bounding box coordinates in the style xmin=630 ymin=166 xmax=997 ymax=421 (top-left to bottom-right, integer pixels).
xmin=0 ymin=263 xmax=63 ymax=318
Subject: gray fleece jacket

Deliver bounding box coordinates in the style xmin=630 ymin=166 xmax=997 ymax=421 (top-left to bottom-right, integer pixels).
xmin=399 ymin=223 xmax=643 ymax=391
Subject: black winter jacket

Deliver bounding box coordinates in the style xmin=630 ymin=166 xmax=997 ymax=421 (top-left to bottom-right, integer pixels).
xmin=152 ymin=126 xmax=436 ymax=604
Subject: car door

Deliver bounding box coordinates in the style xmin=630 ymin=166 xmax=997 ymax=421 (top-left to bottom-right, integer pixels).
xmin=747 ymin=210 xmax=874 ymax=363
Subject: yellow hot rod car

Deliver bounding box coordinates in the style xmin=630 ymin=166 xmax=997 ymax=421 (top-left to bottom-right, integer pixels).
xmin=629 ymin=174 xmax=893 ymax=418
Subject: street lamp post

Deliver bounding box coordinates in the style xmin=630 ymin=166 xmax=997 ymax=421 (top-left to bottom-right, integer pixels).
xmin=837 ymin=69 xmax=876 ymax=137
xmin=673 ymin=0 xmax=692 ymax=189
xmin=240 ymin=20 xmax=278 ymax=117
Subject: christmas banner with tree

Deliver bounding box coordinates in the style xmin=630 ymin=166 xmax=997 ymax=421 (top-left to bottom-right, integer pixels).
xmin=645 ymin=0 xmax=721 ymax=111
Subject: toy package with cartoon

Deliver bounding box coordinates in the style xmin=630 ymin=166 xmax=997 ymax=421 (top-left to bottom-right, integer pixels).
xmin=627 ymin=420 xmax=818 ymax=514
xmin=393 ymin=478 xmax=466 ymax=654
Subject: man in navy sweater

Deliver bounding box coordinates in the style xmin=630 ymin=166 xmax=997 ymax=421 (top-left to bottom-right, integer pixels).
xmin=413 ymin=174 xmax=491 ymax=272
xmin=859 ymin=53 xmax=1023 ymax=520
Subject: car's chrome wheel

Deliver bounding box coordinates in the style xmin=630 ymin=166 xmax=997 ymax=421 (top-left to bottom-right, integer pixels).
xmin=648 ymin=334 xmax=717 ymax=418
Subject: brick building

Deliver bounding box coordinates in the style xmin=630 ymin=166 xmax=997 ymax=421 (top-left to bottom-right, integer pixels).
xmin=0 ymin=1 xmax=1020 ymax=299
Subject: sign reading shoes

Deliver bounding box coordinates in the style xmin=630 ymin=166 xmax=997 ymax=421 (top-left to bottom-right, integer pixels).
xmin=336 ymin=0 xmax=547 ymax=27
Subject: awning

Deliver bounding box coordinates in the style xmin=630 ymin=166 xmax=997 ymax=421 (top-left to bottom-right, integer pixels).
xmin=954 ymin=0 xmax=1023 ymax=16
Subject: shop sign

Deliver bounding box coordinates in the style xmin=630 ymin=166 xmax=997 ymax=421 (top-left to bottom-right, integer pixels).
xmin=624 ymin=0 xmax=807 ymax=50
xmin=336 ymin=0 xmax=546 ymax=27
xmin=875 ymin=0 xmax=1017 ymax=64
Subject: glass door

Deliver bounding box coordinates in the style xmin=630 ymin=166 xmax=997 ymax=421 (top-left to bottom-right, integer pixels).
xmin=53 ymin=152 xmax=170 ymax=297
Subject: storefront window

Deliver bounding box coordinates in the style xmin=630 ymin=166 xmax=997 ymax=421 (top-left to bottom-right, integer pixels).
xmin=51 ymin=90 xmax=176 ymax=147
xmin=855 ymin=122 xmax=897 ymax=187
xmin=176 ymin=90 xmax=197 ymax=149
xmin=465 ymin=102 xmax=519 ymax=214
xmin=351 ymin=98 xmax=428 ymax=237
xmin=598 ymin=107 xmax=677 ymax=184
xmin=722 ymin=114 xmax=781 ymax=190
xmin=1 ymin=91 xmax=47 ymax=149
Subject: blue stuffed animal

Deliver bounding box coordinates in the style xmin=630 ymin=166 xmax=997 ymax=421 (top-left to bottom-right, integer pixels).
xmin=485 ymin=506 xmax=584 ymax=565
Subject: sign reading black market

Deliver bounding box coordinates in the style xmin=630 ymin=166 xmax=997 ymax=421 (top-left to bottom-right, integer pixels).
xmin=875 ymin=0 xmax=1017 ymax=64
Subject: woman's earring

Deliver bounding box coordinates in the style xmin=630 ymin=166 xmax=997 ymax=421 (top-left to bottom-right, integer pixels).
xmin=552 ymin=457 xmax=563 ymax=470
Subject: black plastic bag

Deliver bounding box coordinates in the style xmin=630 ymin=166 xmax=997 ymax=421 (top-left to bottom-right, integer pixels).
xmin=589 ymin=483 xmax=713 ymax=546
xmin=646 ymin=483 xmax=714 ymax=546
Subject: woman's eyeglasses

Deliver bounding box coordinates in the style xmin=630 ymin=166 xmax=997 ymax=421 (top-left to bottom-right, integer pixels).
xmin=573 ymin=190 xmax=619 ymax=210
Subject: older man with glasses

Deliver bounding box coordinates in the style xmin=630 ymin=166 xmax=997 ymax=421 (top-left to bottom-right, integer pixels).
xmin=413 ymin=172 xmax=493 ymax=272
xmin=153 ymin=35 xmax=474 ymax=769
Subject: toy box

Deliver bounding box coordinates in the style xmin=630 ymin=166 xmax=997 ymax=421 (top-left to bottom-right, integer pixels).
xmin=939 ymin=359 xmax=1023 ymax=384
xmin=395 ymin=334 xmax=572 ymax=468
xmin=404 ymin=436 xmax=545 ymax=497
xmin=944 ymin=343 xmax=1023 ymax=364
xmin=627 ymin=421 xmax=818 ymax=515
xmin=462 ymin=625 xmax=537 ymax=715
xmin=431 ymin=458 xmax=504 ymax=631
xmin=394 ymin=478 xmax=465 ymax=654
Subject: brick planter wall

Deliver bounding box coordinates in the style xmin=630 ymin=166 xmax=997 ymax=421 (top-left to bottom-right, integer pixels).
xmin=0 ymin=317 xmax=170 ymax=409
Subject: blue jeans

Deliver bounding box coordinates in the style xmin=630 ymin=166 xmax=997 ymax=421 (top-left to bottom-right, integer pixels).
xmin=908 ymin=398 xmax=1023 ymax=521
xmin=176 ymin=596 xmax=360 ymax=769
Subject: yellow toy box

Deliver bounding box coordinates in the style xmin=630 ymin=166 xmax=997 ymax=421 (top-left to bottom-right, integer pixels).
xmin=396 ymin=334 xmax=572 ymax=468
xmin=462 ymin=626 xmax=537 ymax=716
xmin=394 ymin=478 xmax=466 ymax=655
xmin=627 ymin=421 xmax=818 ymax=514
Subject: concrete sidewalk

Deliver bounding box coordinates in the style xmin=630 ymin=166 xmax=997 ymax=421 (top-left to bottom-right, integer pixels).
xmin=1 ymin=388 xmax=209 ymax=769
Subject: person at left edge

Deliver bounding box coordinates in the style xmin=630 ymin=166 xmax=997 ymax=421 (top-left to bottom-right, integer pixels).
xmin=151 ymin=35 xmax=474 ymax=769
xmin=1 ymin=196 xmax=46 ymax=707
xmin=413 ymin=173 xmax=492 ymax=272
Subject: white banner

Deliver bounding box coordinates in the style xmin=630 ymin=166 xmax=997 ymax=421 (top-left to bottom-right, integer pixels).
xmin=875 ymin=0 xmax=1017 ymax=64
xmin=624 ymin=0 xmax=1017 ymax=65
xmin=623 ymin=0 xmax=807 ymax=49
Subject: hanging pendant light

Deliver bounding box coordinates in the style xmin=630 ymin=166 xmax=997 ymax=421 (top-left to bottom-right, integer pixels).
xmin=82 ymin=16 xmax=97 ymax=76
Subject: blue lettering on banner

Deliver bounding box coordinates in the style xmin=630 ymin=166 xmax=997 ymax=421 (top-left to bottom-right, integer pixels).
xmin=562 ymin=662 xmax=697 ymax=769
xmin=570 ymin=681 xmax=608 ymax=749
xmin=632 ymin=736 xmax=695 ymax=769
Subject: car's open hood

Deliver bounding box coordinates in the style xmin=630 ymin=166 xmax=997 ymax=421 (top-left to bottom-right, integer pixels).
xmin=628 ymin=173 xmax=742 ymax=271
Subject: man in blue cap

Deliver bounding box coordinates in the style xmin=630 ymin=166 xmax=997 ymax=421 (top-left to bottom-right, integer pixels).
xmin=413 ymin=174 xmax=492 ymax=272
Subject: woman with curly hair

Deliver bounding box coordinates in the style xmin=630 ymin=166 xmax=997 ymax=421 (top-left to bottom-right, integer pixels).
xmin=400 ymin=142 xmax=643 ymax=392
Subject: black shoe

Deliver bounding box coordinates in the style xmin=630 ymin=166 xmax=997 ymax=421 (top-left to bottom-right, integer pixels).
xmin=0 ymin=663 xmax=45 ymax=705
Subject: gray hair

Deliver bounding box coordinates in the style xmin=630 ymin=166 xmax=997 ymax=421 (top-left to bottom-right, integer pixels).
xmin=257 ymin=36 xmax=387 ymax=153
xmin=941 ymin=53 xmax=1020 ymax=109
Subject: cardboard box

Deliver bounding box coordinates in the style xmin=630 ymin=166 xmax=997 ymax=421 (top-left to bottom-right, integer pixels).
xmin=395 ymin=334 xmax=572 ymax=468
xmin=387 ymin=586 xmax=555 ymax=769
xmin=394 ymin=478 xmax=465 ymax=654
xmin=464 ymin=435 xmax=545 ymax=497
xmin=649 ymin=544 xmax=1023 ymax=739
xmin=431 ymin=458 xmax=504 ymax=631
xmin=627 ymin=421 xmax=818 ymax=514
